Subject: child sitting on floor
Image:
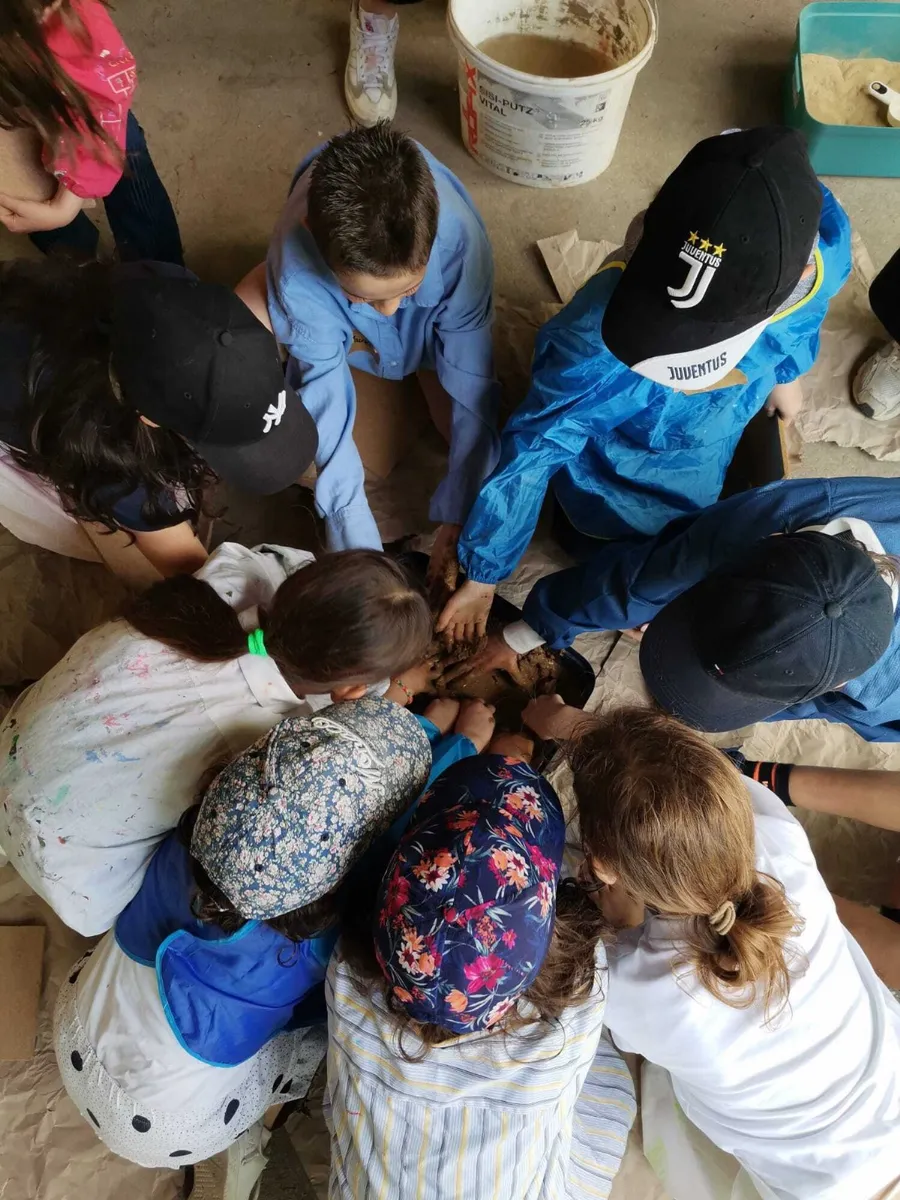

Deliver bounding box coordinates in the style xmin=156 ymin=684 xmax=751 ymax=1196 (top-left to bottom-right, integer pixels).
xmin=266 ymin=122 xmax=500 ymax=586
xmin=439 ymin=126 xmax=853 ymax=642
xmin=0 ymin=544 xmax=432 ymax=935
xmin=526 ymin=702 xmax=900 ymax=1200
xmin=52 ymin=696 xmax=435 ymax=1177
xmin=328 ymin=752 xmax=635 ymax=1200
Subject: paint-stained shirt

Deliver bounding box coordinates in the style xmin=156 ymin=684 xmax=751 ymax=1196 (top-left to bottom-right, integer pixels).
xmin=267 ymin=144 xmax=501 ymax=552
xmin=324 ymin=950 xmax=636 ymax=1200
xmin=0 ymin=542 xmax=323 ymax=937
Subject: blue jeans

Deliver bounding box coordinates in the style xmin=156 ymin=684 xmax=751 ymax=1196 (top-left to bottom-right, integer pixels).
xmin=29 ymin=112 xmax=183 ymax=265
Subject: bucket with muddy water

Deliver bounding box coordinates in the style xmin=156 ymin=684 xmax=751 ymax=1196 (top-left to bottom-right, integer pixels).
xmin=448 ymin=0 xmax=657 ymax=187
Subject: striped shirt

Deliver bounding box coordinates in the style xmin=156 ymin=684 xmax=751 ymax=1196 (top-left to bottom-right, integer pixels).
xmin=324 ymin=948 xmax=635 ymax=1200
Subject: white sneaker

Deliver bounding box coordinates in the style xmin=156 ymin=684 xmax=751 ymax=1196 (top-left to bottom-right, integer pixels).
xmin=190 ymin=1122 xmax=272 ymax=1200
xmin=345 ymin=0 xmax=399 ymax=126
xmin=852 ymin=340 xmax=900 ymax=422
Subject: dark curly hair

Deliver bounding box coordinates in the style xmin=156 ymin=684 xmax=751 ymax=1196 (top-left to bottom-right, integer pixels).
xmin=1 ymin=258 xmax=213 ymax=533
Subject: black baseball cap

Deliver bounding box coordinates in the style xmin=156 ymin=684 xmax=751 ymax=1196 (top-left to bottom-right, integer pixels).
xmin=639 ymin=531 xmax=894 ymax=732
xmin=869 ymin=245 xmax=900 ymax=342
xmin=602 ymin=127 xmax=822 ymax=389
xmin=110 ymin=275 xmax=318 ymax=494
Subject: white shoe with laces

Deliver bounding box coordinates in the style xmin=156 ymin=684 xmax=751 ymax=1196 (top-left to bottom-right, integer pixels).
xmin=344 ymin=0 xmax=399 ymax=126
xmin=189 ymin=1122 xmax=272 ymax=1200
xmin=852 ymin=340 xmax=900 ymax=422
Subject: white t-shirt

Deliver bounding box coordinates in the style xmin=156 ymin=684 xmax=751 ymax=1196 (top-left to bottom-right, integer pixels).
xmin=0 ymin=542 xmax=323 ymax=936
xmin=604 ymin=778 xmax=900 ymax=1200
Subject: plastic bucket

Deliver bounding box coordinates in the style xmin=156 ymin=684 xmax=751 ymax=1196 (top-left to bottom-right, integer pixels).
xmin=448 ymin=0 xmax=657 ymax=188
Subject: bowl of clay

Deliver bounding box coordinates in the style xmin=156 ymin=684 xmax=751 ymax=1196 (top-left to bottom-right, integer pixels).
xmin=397 ymin=550 xmax=596 ymax=767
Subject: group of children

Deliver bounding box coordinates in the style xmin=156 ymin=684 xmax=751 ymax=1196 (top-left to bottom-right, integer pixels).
xmin=0 ymin=1 xmax=898 ymax=1198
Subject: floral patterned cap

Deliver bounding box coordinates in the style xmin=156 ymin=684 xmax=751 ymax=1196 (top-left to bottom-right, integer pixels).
xmin=193 ymin=697 xmax=431 ymax=919
xmin=374 ymin=754 xmax=565 ymax=1034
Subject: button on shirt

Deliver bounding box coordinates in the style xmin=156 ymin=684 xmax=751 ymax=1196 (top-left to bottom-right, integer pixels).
xmin=267 ymin=145 xmax=501 ymax=551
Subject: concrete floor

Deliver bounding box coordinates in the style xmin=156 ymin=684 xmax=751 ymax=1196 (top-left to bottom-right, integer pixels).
xmin=6 ymin=0 xmax=892 ymax=1196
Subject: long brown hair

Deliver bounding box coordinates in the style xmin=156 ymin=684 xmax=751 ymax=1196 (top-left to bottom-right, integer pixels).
xmin=340 ymin=874 xmax=609 ymax=1057
xmin=125 ymin=549 xmax=433 ymax=689
xmin=569 ymin=707 xmax=802 ymax=1019
xmin=0 ymin=0 xmax=121 ymax=165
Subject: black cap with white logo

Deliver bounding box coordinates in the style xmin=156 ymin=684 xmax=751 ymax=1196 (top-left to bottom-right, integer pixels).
xmin=110 ymin=274 xmax=318 ymax=495
xmin=639 ymin=531 xmax=894 ymax=733
xmin=602 ymin=126 xmax=822 ymax=389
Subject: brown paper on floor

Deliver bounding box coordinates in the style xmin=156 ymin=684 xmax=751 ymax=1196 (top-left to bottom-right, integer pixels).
xmin=0 ymin=925 xmax=44 ymax=1060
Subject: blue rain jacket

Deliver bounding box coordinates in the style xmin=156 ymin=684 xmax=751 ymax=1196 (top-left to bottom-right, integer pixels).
xmin=521 ymin=476 xmax=900 ymax=743
xmin=458 ymin=186 xmax=852 ymax=585
xmin=116 ymin=833 xmax=335 ymax=1067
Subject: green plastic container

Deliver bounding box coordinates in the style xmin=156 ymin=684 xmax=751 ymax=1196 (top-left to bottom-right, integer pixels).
xmin=786 ymin=1 xmax=900 ymax=176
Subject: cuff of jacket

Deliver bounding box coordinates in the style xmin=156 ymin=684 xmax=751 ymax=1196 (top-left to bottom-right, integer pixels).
xmin=324 ymin=504 xmax=383 ymax=552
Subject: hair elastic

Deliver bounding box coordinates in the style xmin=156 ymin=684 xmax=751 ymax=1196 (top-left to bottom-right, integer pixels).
xmin=708 ymin=900 xmax=737 ymax=937
xmin=247 ymin=629 xmax=268 ymax=657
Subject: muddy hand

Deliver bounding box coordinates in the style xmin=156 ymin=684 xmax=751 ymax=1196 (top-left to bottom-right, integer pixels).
xmin=439 ymin=634 xmax=522 ymax=688
xmin=435 ymin=579 xmax=497 ymax=644
xmin=453 ymin=699 xmax=496 ymax=752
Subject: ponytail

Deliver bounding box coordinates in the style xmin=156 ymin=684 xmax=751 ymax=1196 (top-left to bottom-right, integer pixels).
xmin=125 ymin=549 xmax=433 ymax=686
xmin=569 ymin=706 xmax=804 ymax=1020
xmin=678 ymin=874 xmax=800 ymax=1019
xmin=125 ymin=575 xmax=246 ymax=662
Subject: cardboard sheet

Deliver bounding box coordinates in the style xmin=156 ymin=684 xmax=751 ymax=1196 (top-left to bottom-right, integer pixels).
xmin=0 ymin=925 xmax=44 ymax=1060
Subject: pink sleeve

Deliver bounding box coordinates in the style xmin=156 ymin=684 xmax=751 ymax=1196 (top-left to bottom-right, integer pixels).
xmin=41 ymin=0 xmax=137 ymax=199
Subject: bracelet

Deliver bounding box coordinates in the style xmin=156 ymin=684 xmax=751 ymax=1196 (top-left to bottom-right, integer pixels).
xmin=392 ymin=677 xmax=414 ymax=703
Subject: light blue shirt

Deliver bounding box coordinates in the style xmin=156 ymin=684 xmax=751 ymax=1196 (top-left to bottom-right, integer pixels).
xmin=267 ymin=145 xmax=501 ymax=551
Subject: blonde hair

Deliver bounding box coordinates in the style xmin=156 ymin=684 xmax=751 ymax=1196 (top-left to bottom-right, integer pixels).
xmin=568 ymin=707 xmax=803 ymax=1018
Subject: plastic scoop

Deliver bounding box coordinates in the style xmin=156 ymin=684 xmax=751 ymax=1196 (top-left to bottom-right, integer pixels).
xmin=869 ymin=80 xmax=900 ymax=127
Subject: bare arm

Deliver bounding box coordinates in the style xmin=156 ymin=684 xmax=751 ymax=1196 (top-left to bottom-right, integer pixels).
xmin=787 ymin=766 xmax=900 ymax=833
xmin=234 ymin=263 xmax=273 ymax=333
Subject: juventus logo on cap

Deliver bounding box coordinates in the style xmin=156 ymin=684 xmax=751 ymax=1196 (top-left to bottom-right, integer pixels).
xmin=668 ymin=232 xmax=727 ymax=310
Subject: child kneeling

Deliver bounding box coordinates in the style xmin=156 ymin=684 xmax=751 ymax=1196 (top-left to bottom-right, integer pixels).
xmin=327 ymin=753 xmax=636 ymax=1199
xmin=53 ymin=697 xmax=431 ymax=1167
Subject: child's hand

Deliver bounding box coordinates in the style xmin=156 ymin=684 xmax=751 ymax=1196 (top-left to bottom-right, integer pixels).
xmin=388 ymin=658 xmax=439 ymax=705
xmin=522 ymin=694 xmax=583 ymax=741
xmin=435 ymin=579 xmax=496 ymax=643
xmin=765 ymin=380 xmax=803 ymax=426
xmin=439 ymin=634 xmax=521 ymax=687
xmin=453 ymin=699 xmax=496 ymax=752
xmin=0 ymin=184 xmax=85 ymax=234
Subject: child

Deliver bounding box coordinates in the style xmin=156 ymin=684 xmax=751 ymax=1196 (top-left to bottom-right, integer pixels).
xmin=454 ymin=477 xmax=900 ymax=743
xmin=328 ymin=753 xmax=636 ymax=1199
xmin=439 ymin=126 xmax=852 ymax=641
xmin=854 ymin=244 xmax=900 ymax=421
xmin=52 ymin=696 xmax=433 ymax=1176
xmin=266 ymin=123 xmax=500 ymax=584
xmin=556 ymin=706 xmax=900 ymax=1200
xmin=0 ymin=258 xmax=317 ymax=582
xmin=0 ymin=543 xmax=432 ymax=934
xmin=344 ymin=0 xmax=424 ymax=126
xmin=0 ymin=0 xmax=182 ymax=263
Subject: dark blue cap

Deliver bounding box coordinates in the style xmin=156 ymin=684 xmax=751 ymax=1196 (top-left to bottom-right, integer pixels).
xmin=640 ymin=531 xmax=895 ymax=732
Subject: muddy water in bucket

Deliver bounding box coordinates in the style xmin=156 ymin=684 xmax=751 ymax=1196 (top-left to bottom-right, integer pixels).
xmin=448 ymin=0 xmax=657 ymax=187
xmin=478 ymin=32 xmax=616 ymax=78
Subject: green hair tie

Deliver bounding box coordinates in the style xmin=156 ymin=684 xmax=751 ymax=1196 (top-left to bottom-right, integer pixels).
xmin=247 ymin=629 xmax=268 ymax=657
